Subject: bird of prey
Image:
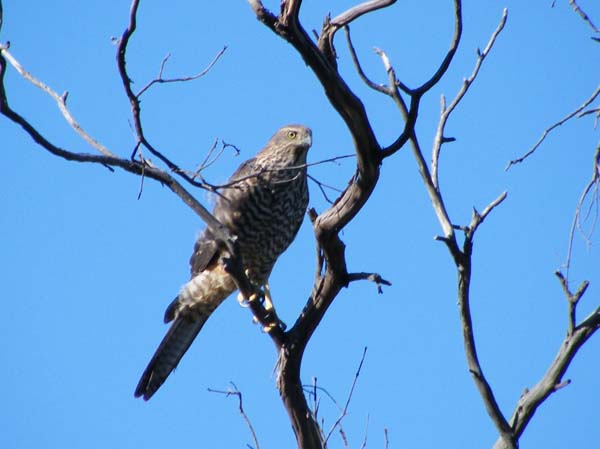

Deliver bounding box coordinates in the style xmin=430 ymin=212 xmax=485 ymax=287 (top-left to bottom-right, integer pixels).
xmin=135 ymin=124 xmax=312 ymax=401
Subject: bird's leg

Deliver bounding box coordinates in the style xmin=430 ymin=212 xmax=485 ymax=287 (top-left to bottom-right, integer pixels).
xmin=235 ymin=272 xmax=286 ymax=332
xmin=236 ymin=269 xmax=261 ymax=307
xmin=236 ymin=291 xmax=260 ymax=307
xmin=259 ymin=281 xmax=287 ymax=332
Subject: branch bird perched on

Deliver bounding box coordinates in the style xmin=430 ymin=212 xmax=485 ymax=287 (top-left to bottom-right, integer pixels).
xmin=135 ymin=125 xmax=312 ymax=401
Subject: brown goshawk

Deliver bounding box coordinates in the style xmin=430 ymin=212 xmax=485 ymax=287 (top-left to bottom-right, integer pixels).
xmin=134 ymin=125 xmax=312 ymax=400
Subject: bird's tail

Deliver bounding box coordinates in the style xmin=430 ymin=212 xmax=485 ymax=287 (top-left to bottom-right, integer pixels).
xmin=135 ymin=266 xmax=236 ymax=400
xmin=134 ymin=313 xmax=208 ymax=401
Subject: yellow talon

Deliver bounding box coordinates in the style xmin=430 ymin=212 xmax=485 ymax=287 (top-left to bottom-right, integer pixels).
xmin=237 ymin=292 xmax=249 ymax=307
xmin=263 ymin=282 xmax=274 ymax=311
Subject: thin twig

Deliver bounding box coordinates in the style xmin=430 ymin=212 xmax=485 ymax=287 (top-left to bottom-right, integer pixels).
xmin=432 ymin=9 xmax=508 ymax=189
xmin=137 ymin=46 xmax=227 ymax=97
xmin=414 ymin=0 xmax=463 ymax=94
xmin=357 ymin=415 xmax=369 ymax=449
xmin=566 ymin=0 xmax=600 ymax=33
xmin=209 ymin=154 xmax=355 ymax=191
xmin=347 ymin=272 xmax=392 ymax=294
xmin=0 ymin=47 xmax=115 ymax=157
xmin=308 ymin=174 xmax=340 ymax=204
xmin=324 ymin=347 xmax=368 ymax=444
xmin=208 ymin=383 xmax=261 ymax=449
xmin=564 ymin=142 xmax=600 ymax=277
xmin=345 ymin=27 xmax=390 ymax=95
xmin=507 ymin=85 xmax=600 ymax=170
xmin=301 ymin=383 xmax=343 ymax=413
xmin=468 ymin=191 xmax=508 ymax=236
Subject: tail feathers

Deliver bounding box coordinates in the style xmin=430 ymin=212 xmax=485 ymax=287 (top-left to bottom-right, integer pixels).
xmin=134 ymin=314 xmax=208 ymax=400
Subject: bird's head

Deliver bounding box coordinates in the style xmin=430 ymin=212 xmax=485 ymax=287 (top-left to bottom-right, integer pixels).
xmin=258 ymin=124 xmax=312 ymax=167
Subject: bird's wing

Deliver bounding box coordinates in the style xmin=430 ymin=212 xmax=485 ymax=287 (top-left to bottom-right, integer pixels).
xmin=188 ymin=157 xmax=261 ymax=278
xmin=189 ymin=229 xmax=220 ymax=277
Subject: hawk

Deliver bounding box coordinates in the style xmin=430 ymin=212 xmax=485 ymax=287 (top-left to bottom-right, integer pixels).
xmin=135 ymin=125 xmax=312 ymax=400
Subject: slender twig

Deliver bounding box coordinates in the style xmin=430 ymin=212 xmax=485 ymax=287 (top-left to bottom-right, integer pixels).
xmin=208 ymin=383 xmax=261 ymax=449
xmin=208 ymin=155 xmax=355 ymax=191
xmin=324 ymin=347 xmax=368 ymax=445
xmin=566 ymin=0 xmax=600 ymax=33
xmin=0 ymin=47 xmax=115 ymax=157
xmin=507 ymin=85 xmax=600 ymax=169
xmin=357 ymin=415 xmax=369 ymax=449
xmin=137 ymin=46 xmax=227 ymax=97
xmin=347 ymin=272 xmax=391 ymax=294
xmin=345 ymin=35 xmax=415 ymax=159
xmin=339 ymin=427 xmax=350 ymax=449
xmin=432 ymin=9 xmax=507 ymax=189
xmin=564 ymin=142 xmax=600 ymax=277
xmin=414 ymin=0 xmax=463 ymax=94
xmin=308 ymin=174 xmax=341 ymax=205
xmin=345 ymin=27 xmax=391 ymax=96
xmin=468 ymin=192 xmax=508 ymax=236
xmin=301 ymin=383 xmax=343 ymax=413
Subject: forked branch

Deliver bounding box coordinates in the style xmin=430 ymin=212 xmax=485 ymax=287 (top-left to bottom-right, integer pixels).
xmin=492 ymin=273 xmax=600 ymax=449
xmin=247 ymin=1 xmax=467 ymax=448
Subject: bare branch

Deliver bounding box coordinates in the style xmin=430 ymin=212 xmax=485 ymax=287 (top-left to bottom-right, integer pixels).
xmin=330 ymin=0 xmax=396 ymax=28
xmin=347 ymin=272 xmax=392 ymax=294
xmin=0 ymin=60 xmax=227 ymax=240
xmin=468 ymin=191 xmax=508 ymax=236
xmin=308 ymin=174 xmax=341 ymax=205
xmin=368 ymin=46 xmax=414 ymax=157
xmin=564 ymin=142 xmax=600 ymax=276
xmin=493 ymin=303 xmax=600 ymax=449
xmin=357 ymin=415 xmax=369 ymax=449
xmin=324 ymin=347 xmax=368 ymax=445
xmin=136 ymin=46 xmax=227 ymax=97
xmin=344 ymin=27 xmax=391 ymax=96
xmin=565 ymin=0 xmax=600 ymax=33
xmin=457 ymin=255 xmax=516 ymax=448
xmin=208 ymin=383 xmax=261 ymax=449
xmin=414 ymin=0 xmax=463 ymax=94
xmin=555 ymin=271 xmax=590 ymax=335
xmin=432 ymin=9 xmax=508 ymax=189
xmin=506 ymin=85 xmax=600 ymax=169
xmin=0 ymin=46 xmax=115 ymax=157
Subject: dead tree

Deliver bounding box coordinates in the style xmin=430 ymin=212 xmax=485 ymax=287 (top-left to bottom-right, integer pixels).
xmin=1 ymin=1 xmax=598 ymax=449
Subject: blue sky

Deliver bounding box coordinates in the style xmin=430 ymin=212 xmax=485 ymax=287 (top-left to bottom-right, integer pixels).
xmin=1 ymin=1 xmax=599 ymax=448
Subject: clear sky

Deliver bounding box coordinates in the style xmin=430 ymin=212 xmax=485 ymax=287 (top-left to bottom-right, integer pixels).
xmin=1 ymin=1 xmax=599 ymax=449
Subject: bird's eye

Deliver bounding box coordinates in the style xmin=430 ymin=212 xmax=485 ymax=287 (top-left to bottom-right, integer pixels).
xmin=287 ymin=130 xmax=297 ymax=139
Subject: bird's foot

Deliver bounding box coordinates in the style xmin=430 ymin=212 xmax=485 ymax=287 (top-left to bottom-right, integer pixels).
xmin=237 ymin=291 xmax=260 ymax=308
xmin=260 ymin=310 xmax=287 ymax=333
